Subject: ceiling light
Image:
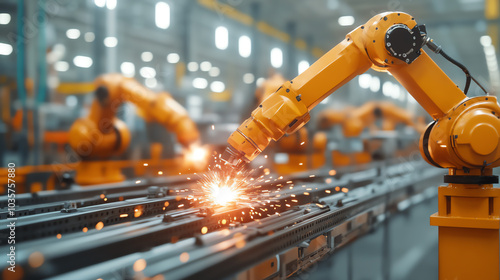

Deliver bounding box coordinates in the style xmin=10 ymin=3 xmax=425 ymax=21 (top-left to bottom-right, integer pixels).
xmin=480 ymin=35 xmax=492 ymax=47
xmin=209 ymin=67 xmax=220 ymax=77
xmin=73 ymin=56 xmax=93 ymax=68
xmin=210 ymin=81 xmax=225 ymax=92
xmin=270 ymin=48 xmax=283 ymax=68
xmin=187 ymin=62 xmax=199 ymax=72
xmin=145 ymin=78 xmax=157 ymax=88
xmin=0 ymin=43 xmax=13 ymax=55
xmin=155 ymin=2 xmax=170 ymax=29
xmin=54 ymin=61 xmax=69 ymax=72
xmin=338 ymin=16 xmax=355 ymax=26
xmin=139 ymin=67 xmax=156 ymax=78
xmin=200 ymin=61 xmax=212 ymax=71
xmin=298 ymin=60 xmax=309 ymax=75
xmin=66 ymin=96 xmax=78 ymax=107
xmin=167 ymin=53 xmax=180 ymax=63
xmin=103 ymin=37 xmax=117 ymax=47
xmin=66 ymin=29 xmax=81 ymax=39
xmin=106 ymin=0 xmax=117 ymax=10
xmin=141 ymin=51 xmax=153 ymax=62
xmin=243 ymin=73 xmax=254 ymax=84
xmin=193 ymin=78 xmax=208 ymax=89
xmin=358 ymin=73 xmax=371 ymax=89
xmin=0 ymin=13 xmax=11 ymax=25
xmin=94 ymin=0 xmax=105 ymax=8
xmin=215 ymin=26 xmax=228 ymax=50
xmin=120 ymin=62 xmax=135 ymax=77
xmin=84 ymin=32 xmax=95 ymax=42
xmin=369 ymin=76 xmax=380 ymax=92
xmin=239 ymin=35 xmax=251 ymax=58
xmin=256 ymin=77 xmax=265 ymax=86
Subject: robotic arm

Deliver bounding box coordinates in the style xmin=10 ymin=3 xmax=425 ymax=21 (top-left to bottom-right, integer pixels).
xmin=342 ymin=101 xmax=418 ymax=137
xmin=222 ymin=12 xmax=500 ymax=173
xmin=69 ymin=74 xmax=200 ymax=159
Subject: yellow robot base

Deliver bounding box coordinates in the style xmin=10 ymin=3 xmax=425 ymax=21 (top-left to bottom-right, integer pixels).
xmin=430 ymin=170 xmax=500 ymax=279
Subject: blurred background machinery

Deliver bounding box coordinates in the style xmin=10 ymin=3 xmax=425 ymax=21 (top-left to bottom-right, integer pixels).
xmin=0 ymin=0 xmax=499 ymax=280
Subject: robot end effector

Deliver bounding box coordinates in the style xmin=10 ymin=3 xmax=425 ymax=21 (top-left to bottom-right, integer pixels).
xmin=221 ymin=80 xmax=311 ymax=167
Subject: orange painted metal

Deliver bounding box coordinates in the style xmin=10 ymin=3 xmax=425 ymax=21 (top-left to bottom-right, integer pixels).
xmin=68 ymin=74 xmax=201 ymax=185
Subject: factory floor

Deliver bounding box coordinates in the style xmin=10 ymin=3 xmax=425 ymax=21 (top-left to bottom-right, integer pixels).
xmin=302 ymin=197 xmax=439 ymax=280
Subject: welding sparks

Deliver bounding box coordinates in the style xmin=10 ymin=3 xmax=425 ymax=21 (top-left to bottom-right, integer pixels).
xmin=197 ymin=160 xmax=253 ymax=207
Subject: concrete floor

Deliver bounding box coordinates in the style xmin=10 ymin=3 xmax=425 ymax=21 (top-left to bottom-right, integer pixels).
xmin=296 ymin=197 xmax=439 ymax=280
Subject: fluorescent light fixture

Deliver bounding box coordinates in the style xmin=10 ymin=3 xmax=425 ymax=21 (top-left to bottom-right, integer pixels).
xmin=193 ymin=78 xmax=208 ymax=89
xmin=243 ymin=73 xmax=254 ymax=84
xmin=167 ymin=53 xmax=180 ymax=63
xmin=215 ymin=26 xmax=228 ymax=50
xmin=54 ymin=61 xmax=69 ymax=72
xmin=66 ymin=29 xmax=80 ymax=39
xmin=480 ymin=35 xmax=492 ymax=47
xmin=120 ymin=62 xmax=135 ymax=77
xmin=358 ymin=73 xmax=371 ymax=89
xmin=84 ymin=32 xmax=95 ymax=42
xmin=369 ymin=76 xmax=380 ymax=92
xmin=94 ymin=0 xmax=105 ymax=8
xmin=270 ymin=48 xmax=283 ymax=68
xmin=298 ymin=60 xmax=309 ymax=75
xmin=338 ymin=16 xmax=355 ymax=26
xmin=140 ymin=67 xmax=156 ymax=78
xmin=155 ymin=2 xmax=170 ymax=29
xmin=0 ymin=43 xmax=13 ymax=55
xmin=141 ymin=51 xmax=153 ymax=62
xmin=239 ymin=35 xmax=251 ymax=58
xmin=106 ymin=0 xmax=117 ymax=10
xmin=0 ymin=13 xmax=11 ymax=25
xmin=103 ymin=37 xmax=118 ymax=47
xmin=73 ymin=56 xmax=93 ymax=68
xmin=209 ymin=67 xmax=220 ymax=77
xmin=200 ymin=61 xmax=212 ymax=71
xmin=187 ymin=62 xmax=199 ymax=72
xmin=145 ymin=78 xmax=157 ymax=88
xmin=210 ymin=81 xmax=225 ymax=92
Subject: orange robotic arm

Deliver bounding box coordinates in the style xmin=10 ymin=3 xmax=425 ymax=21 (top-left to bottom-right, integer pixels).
xmin=69 ymin=74 xmax=200 ymax=159
xmin=222 ymin=12 xmax=500 ymax=173
xmin=342 ymin=101 xmax=417 ymax=137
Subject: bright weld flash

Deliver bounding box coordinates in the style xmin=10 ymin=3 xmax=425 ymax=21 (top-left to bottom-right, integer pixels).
xmin=211 ymin=185 xmax=238 ymax=206
xmin=185 ymin=144 xmax=209 ymax=165
xmin=198 ymin=162 xmax=251 ymax=207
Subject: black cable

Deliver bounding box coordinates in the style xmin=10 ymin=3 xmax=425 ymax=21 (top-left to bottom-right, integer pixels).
xmin=470 ymin=75 xmax=489 ymax=94
xmin=426 ymin=38 xmax=488 ymax=95
xmin=439 ymin=50 xmax=472 ymax=95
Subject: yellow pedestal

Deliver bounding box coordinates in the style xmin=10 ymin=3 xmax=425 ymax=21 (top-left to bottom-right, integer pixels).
xmin=430 ymin=184 xmax=500 ymax=279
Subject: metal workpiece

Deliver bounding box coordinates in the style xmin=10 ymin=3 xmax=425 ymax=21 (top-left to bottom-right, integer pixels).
xmin=1 ymin=160 xmax=442 ymax=280
xmin=0 ymin=195 xmax=192 ymax=242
